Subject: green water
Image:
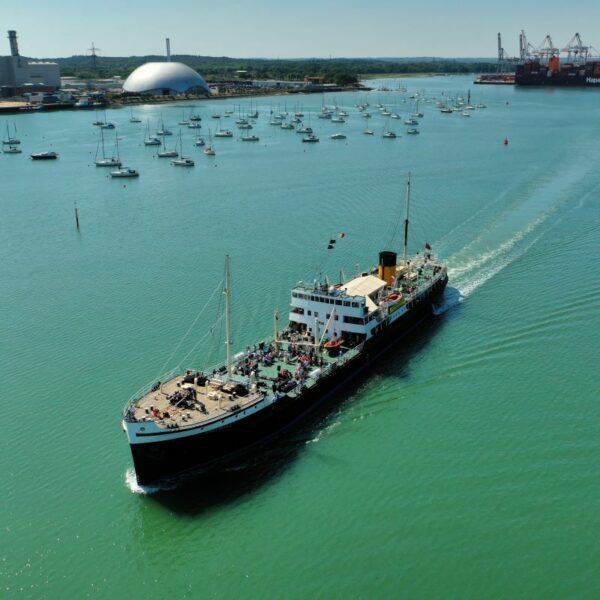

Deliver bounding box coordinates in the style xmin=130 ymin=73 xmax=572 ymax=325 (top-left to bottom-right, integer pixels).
xmin=2 ymin=76 xmax=599 ymax=598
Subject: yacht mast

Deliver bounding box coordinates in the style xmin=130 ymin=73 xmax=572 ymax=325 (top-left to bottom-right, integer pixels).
xmin=224 ymin=255 xmax=232 ymax=381
xmin=403 ymin=172 xmax=411 ymax=266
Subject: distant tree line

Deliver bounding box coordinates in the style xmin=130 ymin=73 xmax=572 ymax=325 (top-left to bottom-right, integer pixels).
xmin=45 ymin=55 xmax=499 ymax=84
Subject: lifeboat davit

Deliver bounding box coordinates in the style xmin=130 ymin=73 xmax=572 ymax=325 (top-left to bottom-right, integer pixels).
xmin=324 ymin=338 xmax=344 ymax=349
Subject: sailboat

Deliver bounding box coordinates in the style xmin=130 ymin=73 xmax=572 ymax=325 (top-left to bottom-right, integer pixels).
xmin=129 ymin=109 xmax=142 ymax=123
xmin=156 ymin=116 xmax=172 ymax=136
xmin=214 ymin=119 xmax=233 ymax=138
xmin=2 ymin=122 xmax=20 ymax=145
xmin=144 ymin=119 xmax=161 ymax=146
xmin=171 ymin=130 xmax=194 ymax=166
xmin=100 ymin=110 xmax=115 ymax=130
xmin=95 ymin=128 xmax=122 ymax=167
xmin=382 ymin=120 xmax=398 ymax=139
xmin=157 ymin=132 xmax=178 ymax=158
xmin=178 ymin=110 xmax=190 ymax=126
xmin=204 ymin=129 xmax=216 ymax=155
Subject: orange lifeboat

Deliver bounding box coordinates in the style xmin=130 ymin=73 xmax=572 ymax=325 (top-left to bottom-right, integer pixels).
xmin=324 ymin=338 xmax=344 ymax=349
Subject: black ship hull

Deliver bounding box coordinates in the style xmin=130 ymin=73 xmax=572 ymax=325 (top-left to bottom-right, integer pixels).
xmin=516 ymin=74 xmax=600 ymax=87
xmin=129 ymin=276 xmax=448 ymax=485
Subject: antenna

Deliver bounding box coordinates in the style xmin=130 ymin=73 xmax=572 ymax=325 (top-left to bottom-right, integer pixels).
xmin=88 ymin=42 xmax=101 ymax=71
xmin=224 ymin=255 xmax=232 ymax=381
xmin=166 ymin=37 xmax=171 ymax=61
xmin=403 ymin=173 xmax=411 ymax=267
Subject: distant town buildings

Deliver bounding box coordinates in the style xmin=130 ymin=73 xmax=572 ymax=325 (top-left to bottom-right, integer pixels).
xmin=0 ymin=31 xmax=60 ymax=97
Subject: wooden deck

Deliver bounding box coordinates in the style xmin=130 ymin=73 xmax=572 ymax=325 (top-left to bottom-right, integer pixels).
xmin=132 ymin=374 xmax=263 ymax=429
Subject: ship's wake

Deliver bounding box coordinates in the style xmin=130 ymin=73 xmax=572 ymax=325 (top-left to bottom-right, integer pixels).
xmin=437 ymin=154 xmax=597 ymax=306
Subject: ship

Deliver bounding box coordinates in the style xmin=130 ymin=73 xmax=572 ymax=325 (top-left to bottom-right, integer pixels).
xmin=515 ymin=31 xmax=600 ymax=87
xmin=122 ymin=176 xmax=449 ymax=486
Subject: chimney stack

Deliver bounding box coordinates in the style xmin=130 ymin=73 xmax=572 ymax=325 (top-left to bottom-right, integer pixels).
xmin=8 ymin=30 xmax=19 ymax=57
xmin=166 ymin=37 xmax=171 ymax=62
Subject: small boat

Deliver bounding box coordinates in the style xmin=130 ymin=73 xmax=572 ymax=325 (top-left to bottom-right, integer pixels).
xmin=363 ymin=129 xmax=374 ymax=135
xmin=241 ymin=134 xmax=260 ymax=142
xmin=296 ymin=126 xmax=313 ymax=134
xmin=2 ymin=123 xmax=20 ymax=145
xmin=156 ymin=116 xmax=172 ymax=136
xmin=171 ymin=157 xmax=194 ymax=166
xmin=110 ymin=168 xmax=139 ymax=178
xmin=95 ymin=128 xmax=122 ymax=167
xmin=331 ymin=116 xmax=345 ymax=123
xmin=143 ymin=119 xmax=161 ymax=145
xmin=390 ymin=113 xmax=401 ymax=119
xmin=302 ymin=134 xmax=319 ymax=143
xmin=100 ymin=122 xmax=115 ymax=129
xmin=188 ymin=122 xmax=202 ymax=129
xmin=204 ymin=130 xmax=216 ymax=155
xmin=248 ymin=111 xmax=259 ymax=119
xmin=211 ymin=114 xmax=221 ymax=119
xmin=281 ymin=122 xmax=294 ymax=130
xmin=362 ymin=112 xmax=372 ymax=119
xmin=462 ymin=111 xmax=471 ymax=117
xmin=382 ymin=131 xmax=397 ymax=139
xmin=338 ymin=111 xmax=349 ymax=117
xmin=238 ymin=123 xmax=253 ymax=130
xmin=440 ymin=107 xmax=453 ymax=114
xmin=294 ymin=111 xmax=304 ymax=118
xmin=31 ymin=151 xmax=59 ymax=160
xmin=157 ymin=126 xmax=178 ymax=157
xmin=404 ymin=118 xmax=418 ymax=125
xmin=330 ymin=133 xmax=346 ymax=140
xmin=194 ymin=137 xmax=206 ymax=147
xmin=190 ymin=114 xmax=202 ymax=122
xmin=406 ymin=128 xmax=419 ymax=135
xmin=317 ymin=113 xmax=331 ymax=119
xmin=3 ymin=145 xmax=22 ymax=154
xmin=129 ymin=109 xmax=142 ymax=123
xmin=215 ymin=129 xmax=233 ymax=138
xmin=171 ymin=131 xmax=194 ymax=166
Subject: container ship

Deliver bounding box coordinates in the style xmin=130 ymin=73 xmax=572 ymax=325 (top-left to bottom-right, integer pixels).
xmin=122 ymin=177 xmax=448 ymax=486
xmin=515 ymin=31 xmax=600 ymax=87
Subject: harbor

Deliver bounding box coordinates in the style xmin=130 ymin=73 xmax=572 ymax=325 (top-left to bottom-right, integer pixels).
xmin=3 ymin=72 xmax=600 ymax=597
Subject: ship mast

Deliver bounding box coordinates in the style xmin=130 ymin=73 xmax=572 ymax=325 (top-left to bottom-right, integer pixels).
xmin=403 ymin=172 xmax=411 ymax=267
xmin=224 ymin=255 xmax=232 ymax=381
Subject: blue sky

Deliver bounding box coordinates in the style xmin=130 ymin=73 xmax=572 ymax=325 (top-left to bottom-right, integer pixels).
xmin=5 ymin=0 xmax=600 ymax=58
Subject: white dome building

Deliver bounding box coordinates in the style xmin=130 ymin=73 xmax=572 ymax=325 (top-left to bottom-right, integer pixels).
xmin=123 ymin=62 xmax=210 ymax=95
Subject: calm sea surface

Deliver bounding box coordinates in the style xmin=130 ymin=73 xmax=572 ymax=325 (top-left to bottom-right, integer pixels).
xmin=1 ymin=76 xmax=599 ymax=598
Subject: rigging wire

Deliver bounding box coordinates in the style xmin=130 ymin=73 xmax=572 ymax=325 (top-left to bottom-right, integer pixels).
xmin=177 ymin=313 xmax=226 ymax=369
xmin=155 ymin=278 xmax=224 ymax=378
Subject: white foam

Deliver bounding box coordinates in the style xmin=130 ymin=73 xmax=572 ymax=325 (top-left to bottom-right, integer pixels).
xmin=124 ymin=468 xmax=160 ymax=495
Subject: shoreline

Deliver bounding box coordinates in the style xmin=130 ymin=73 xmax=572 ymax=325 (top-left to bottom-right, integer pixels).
xmin=0 ymin=85 xmax=372 ymax=115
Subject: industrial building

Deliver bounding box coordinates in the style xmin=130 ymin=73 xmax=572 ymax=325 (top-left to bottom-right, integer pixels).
xmin=0 ymin=30 xmax=60 ymax=97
